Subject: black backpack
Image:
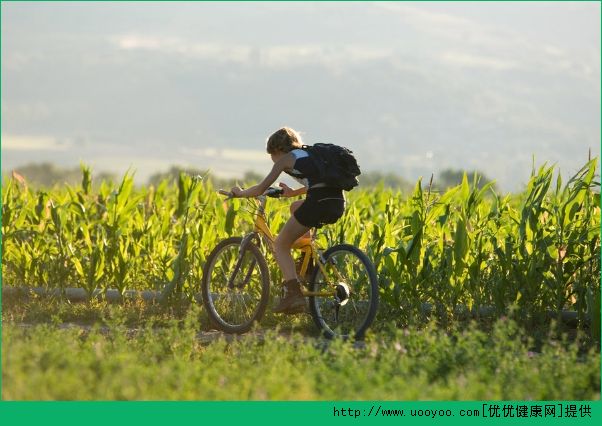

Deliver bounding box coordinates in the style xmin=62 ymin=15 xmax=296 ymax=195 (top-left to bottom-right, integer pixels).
xmin=302 ymin=143 xmax=361 ymax=191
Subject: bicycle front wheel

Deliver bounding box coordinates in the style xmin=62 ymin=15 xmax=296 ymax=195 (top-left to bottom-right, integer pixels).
xmin=308 ymin=244 xmax=379 ymax=340
xmin=201 ymin=236 xmax=270 ymax=334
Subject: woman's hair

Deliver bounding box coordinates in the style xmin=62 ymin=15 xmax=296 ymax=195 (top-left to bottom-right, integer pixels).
xmin=266 ymin=127 xmax=303 ymax=154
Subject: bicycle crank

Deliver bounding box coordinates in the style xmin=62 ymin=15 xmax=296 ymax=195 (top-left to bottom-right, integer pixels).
xmin=333 ymin=282 xmax=350 ymax=325
xmin=335 ymin=282 xmax=351 ymax=306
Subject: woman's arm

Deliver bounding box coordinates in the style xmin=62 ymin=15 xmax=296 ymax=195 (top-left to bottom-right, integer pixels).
xmin=231 ymin=153 xmax=296 ymax=198
xmin=279 ymin=182 xmax=307 ymax=197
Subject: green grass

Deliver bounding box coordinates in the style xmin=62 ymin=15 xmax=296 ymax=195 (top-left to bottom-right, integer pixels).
xmin=2 ymin=305 xmax=599 ymax=400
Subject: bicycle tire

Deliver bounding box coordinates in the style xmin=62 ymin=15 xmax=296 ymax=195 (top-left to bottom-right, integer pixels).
xmin=308 ymin=244 xmax=379 ymax=340
xmin=201 ymin=236 xmax=270 ymax=334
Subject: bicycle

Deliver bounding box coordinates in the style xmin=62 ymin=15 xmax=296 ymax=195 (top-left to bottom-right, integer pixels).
xmin=201 ymin=187 xmax=379 ymax=340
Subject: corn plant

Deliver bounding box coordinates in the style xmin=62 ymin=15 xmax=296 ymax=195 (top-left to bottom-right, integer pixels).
xmin=1 ymin=160 xmax=599 ymax=337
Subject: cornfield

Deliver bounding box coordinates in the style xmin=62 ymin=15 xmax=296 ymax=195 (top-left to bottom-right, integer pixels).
xmin=2 ymin=160 xmax=600 ymax=332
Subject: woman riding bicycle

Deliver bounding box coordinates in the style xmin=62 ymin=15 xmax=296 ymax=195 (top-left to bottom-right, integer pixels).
xmin=230 ymin=127 xmax=346 ymax=314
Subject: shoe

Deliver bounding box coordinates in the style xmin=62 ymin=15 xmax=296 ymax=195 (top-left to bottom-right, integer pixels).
xmin=273 ymin=279 xmax=307 ymax=314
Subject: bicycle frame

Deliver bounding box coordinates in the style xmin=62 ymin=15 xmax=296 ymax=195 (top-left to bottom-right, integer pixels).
xmin=244 ymin=194 xmax=340 ymax=298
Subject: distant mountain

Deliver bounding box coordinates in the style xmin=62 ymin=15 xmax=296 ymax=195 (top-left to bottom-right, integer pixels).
xmin=2 ymin=2 xmax=599 ymax=191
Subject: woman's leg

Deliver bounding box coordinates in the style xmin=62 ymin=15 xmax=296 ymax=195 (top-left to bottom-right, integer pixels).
xmin=289 ymin=200 xmax=304 ymax=213
xmin=289 ymin=201 xmax=311 ymax=240
xmin=274 ymin=214 xmax=310 ymax=281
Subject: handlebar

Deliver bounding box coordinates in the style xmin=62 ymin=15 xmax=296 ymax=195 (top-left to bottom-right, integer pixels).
xmin=264 ymin=187 xmax=284 ymax=198
xmin=218 ymin=187 xmax=284 ymax=199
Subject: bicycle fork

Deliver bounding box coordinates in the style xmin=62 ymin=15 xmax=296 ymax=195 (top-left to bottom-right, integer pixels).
xmin=227 ymin=232 xmax=259 ymax=290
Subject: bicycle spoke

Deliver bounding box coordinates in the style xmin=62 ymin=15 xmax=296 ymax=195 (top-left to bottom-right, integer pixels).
xmin=219 ymin=269 xmax=230 ymax=287
xmin=240 ymin=290 xmax=251 ymax=316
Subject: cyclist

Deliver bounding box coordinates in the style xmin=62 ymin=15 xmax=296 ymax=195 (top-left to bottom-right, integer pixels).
xmin=230 ymin=127 xmax=346 ymax=314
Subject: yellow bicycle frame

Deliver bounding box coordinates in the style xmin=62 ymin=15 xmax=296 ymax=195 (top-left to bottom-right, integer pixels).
xmin=250 ymin=196 xmax=338 ymax=298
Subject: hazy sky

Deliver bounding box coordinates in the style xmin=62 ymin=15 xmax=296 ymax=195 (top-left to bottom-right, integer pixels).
xmin=2 ymin=1 xmax=600 ymax=191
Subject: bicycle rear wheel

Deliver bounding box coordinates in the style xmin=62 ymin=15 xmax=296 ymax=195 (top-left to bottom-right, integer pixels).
xmin=201 ymin=236 xmax=270 ymax=333
xmin=308 ymin=244 xmax=379 ymax=340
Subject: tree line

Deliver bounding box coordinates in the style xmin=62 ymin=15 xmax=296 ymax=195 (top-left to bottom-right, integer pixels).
xmin=4 ymin=162 xmax=497 ymax=193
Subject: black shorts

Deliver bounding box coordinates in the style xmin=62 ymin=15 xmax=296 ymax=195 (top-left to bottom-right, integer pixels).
xmin=293 ymin=188 xmax=346 ymax=229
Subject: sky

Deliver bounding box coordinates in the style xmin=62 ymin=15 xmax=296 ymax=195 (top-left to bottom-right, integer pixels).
xmin=1 ymin=1 xmax=600 ymax=191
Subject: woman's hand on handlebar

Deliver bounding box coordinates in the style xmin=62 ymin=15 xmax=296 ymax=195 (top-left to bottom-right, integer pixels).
xmin=223 ymin=185 xmax=281 ymax=199
xmin=230 ymin=186 xmax=245 ymax=198
xmin=278 ymin=182 xmax=295 ymax=197
xmin=278 ymin=182 xmax=307 ymax=197
xmin=218 ymin=187 xmax=245 ymax=198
